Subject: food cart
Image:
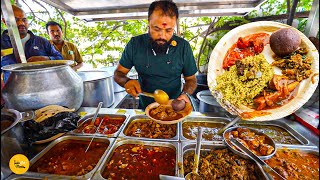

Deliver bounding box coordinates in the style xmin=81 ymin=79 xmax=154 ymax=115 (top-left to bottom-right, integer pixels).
xmin=1 ymin=0 xmax=319 ymax=179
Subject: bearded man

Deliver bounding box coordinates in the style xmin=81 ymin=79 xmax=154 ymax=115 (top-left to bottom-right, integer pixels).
xmin=114 ymin=0 xmax=197 ymax=109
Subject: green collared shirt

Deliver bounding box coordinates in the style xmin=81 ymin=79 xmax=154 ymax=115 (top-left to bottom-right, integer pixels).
xmin=120 ymin=34 xmax=197 ymax=109
xmin=50 ymin=40 xmax=83 ymax=66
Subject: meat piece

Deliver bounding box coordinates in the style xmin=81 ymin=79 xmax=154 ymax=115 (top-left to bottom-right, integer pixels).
xmin=247 ymin=138 xmax=260 ymax=149
xmin=239 ymin=131 xmax=255 ymax=139
xmin=274 ymin=166 xmax=289 ymax=179
xmin=231 ymin=130 xmax=239 ymax=138
xmin=236 ymin=60 xmax=245 ymax=76
xmin=259 ymin=144 xmax=274 ymax=156
xmin=253 ymin=96 xmax=267 ymax=110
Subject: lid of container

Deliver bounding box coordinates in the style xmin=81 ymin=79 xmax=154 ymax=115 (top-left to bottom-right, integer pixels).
xmin=196 ymin=90 xmax=220 ymax=106
xmin=1 ymin=60 xmax=73 ymax=72
xmin=77 ymin=71 xmax=113 ymax=82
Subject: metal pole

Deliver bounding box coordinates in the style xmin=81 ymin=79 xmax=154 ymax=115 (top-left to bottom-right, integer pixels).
xmin=287 ymin=0 xmax=299 ymax=25
xmin=304 ymin=0 xmax=319 ymax=37
xmin=176 ymin=18 xmax=180 ymax=36
xmin=1 ymin=0 xmax=27 ymax=63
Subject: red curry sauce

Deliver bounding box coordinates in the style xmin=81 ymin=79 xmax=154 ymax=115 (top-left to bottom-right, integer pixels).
xmin=223 ymin=33 xmax=270 ymax=69
xmin=102 ymin=144 xmax=176 ymax=180
xmin=265 ymin=149 xmax=319 ymax=180
xmin=76 ymin=116 xmax=125 ymax=135
xmin=29 ymin=140 xmax=109 ymax=176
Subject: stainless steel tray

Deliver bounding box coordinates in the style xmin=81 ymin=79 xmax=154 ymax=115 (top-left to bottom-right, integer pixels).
xmin=92 ymin=138 xmax=181 ymax=179
xmin=261 ymin=146 xmax=319 ymax=180
xmin=69 ymin=113 xmax=129 ymax=138
xmin=180 ymin=116 xmax=230 ymax=143
xmin=180 ymin=142 xmax=268 ymax=179
xmin=23 ymin=135 xmax=115 ymax=180
xmin=236 ymin=120 xmax=310 ymax=146
xmin=118 ymin=115 xmax=179 ymax=141
xmin=5 ymin=175 xmax=42 ymax=180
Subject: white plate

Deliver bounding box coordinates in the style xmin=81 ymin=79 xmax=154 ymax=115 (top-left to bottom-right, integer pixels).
xmin=145 ymin=99 xmax=192 ymax=124
xmin=207 ymin=21 xmax=319 ymax=121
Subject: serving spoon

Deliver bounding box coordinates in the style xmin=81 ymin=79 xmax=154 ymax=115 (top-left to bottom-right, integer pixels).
xmin=139 ymin=89 xmax=169 ymax=105
xmin=230 ymin=138 xmax=286 ymax=180
xmin=217 ymin=116 xmax=241 ymax=135
xmin=185 ymin=127 xmax=203 ymax=180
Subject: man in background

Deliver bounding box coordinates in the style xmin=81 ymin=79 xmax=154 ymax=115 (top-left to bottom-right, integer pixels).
xmin=1 ymin=5 xmax=63 ymax=83
xmin=46 ymin=21 xmax=83 ymax=71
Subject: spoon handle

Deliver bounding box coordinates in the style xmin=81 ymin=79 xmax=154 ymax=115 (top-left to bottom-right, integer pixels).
xmin=217 ymin=116 xmax=241 ymax=135
xmin=194 ymin=126 xmax=203 ymax=174
xmin=138 ymin=92 xmax=154 ymax=98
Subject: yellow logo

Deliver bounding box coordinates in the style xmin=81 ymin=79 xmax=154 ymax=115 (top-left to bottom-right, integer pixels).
xmin=171 ymin=40 xmax=177 ymax=47
xmin=9 ymin=154 xmax=29 ymax=174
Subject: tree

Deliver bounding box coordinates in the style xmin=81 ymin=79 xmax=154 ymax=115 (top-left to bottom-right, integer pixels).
xmin=1 ymin=0 xmax=316 ymax=70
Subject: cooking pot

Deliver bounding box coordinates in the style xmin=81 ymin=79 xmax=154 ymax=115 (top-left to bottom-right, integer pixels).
xmin=192 ymin=73 xmax=209 ymax=98
xmin=1 ymin=109 xmax=34 ymax=179
xmin=99 ymin=66 xmax=139 ymax=92
xmin=77 ymin=71 xmax=114 ymax=108
xmin=196 ymin=90 xmax=228 ymax=115
xmin=1 ymin=60 xmax=84 ymax=111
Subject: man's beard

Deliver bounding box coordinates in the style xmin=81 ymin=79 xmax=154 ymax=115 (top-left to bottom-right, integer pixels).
xmin=150 ymin=38 xmax=171 ymax=55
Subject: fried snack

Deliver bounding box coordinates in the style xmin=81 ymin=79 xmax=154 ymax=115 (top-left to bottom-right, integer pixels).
xmin=35 ymin=105 xmax=75 ymax=123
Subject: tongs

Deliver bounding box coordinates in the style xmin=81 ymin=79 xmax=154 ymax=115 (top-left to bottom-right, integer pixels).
xmin=84 ymin=102 xmax=103 ymax=153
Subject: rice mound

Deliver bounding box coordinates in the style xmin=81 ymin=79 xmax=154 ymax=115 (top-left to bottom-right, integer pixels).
xmin=215 ymin=54 xmax=274 ymax=107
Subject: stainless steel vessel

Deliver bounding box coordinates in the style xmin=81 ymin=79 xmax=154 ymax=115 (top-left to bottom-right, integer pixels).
xmin=1 ymin=61 xmax=83 ymax=111
xmin=77 ymin=71 xmax=114 ymax=108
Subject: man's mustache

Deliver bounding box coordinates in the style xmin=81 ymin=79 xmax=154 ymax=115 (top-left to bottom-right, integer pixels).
xmin=155 ymin=39 xmax=167 ymax=43
xmin=54 ymin=35 xmax=60 ymax=38
xmin=18 ymin=25 xmax=26 ymax=29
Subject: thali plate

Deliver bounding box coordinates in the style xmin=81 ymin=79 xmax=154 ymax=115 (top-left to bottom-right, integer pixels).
xmin=207 ymin=21 xmax=319 ymax=121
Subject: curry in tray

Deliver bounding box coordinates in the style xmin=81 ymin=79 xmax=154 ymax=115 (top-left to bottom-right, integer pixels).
xmin=102 ymin=144 xmax=176 ymax=179
xmin=265 ymin=149 xmax=319 ymax=180
xmin=183 ymin=148 xmax=259 ymax=179
xmin=29 ymin=140 xmax=109 ymax=176
xmin=125 ymin=119 xmax=176 ymax=139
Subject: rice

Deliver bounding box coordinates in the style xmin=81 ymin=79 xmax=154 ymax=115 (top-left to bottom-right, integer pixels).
xmin=214 ymin=54 xmax=274 ymax=107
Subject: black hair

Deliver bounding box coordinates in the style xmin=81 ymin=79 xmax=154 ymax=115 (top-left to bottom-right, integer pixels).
xmin=45 ymin=21 xmax=62 ymax=33
xmin=148 ymin=0 xmax=179 ymax=20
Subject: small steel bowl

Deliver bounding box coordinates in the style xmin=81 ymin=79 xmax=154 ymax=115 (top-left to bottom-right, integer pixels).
xmin=223 ymin=126 xmax=276 ymax=160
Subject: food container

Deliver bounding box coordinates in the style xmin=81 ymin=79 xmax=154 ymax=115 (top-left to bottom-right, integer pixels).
xmin=1 ymin=109 xmax=34 ymax=180
xmin=2 ymin=60 xmax=83 ymax=111
xmin=223 ymin=126 xmax=276 ymax=160
xmin=237 ymin=121 xmax=309 ymax=146
xmin=180 ymin=142 xmax=267 ymax=179
xmin=24 ymin=135 xmax=115 ymax=179
xmin=92 ymin=139 xmax=180 ymax=179
xmin=5 ymin=175 xmax=42 ymax=180
xmin=71 ymin=113 xmax=129 ymax=138
xmin=180 ymin=116 xmax=230 ymax=143
xmin=77 ymin=71 xmax=114 ymax=108
xmin=118 ymin=115 xmax=179 ymax=141
xmin=263 ymin=146 xmax=319 ymax=180
xmin=196 ymin=90 xmax=228 ymax=115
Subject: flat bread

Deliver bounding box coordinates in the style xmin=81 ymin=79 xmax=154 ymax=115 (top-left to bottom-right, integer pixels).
xmin=35 ymin=105 xmax=75 ymax=123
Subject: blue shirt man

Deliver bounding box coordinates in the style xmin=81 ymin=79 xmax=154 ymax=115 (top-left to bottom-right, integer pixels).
xmin=1 ymin=5 xmax=62 ymax=83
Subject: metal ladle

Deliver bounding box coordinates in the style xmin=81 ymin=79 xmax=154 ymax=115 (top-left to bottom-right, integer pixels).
xmin=84 ymin=102 xmax=103 ymax=153
xmin=139 ymin=89 xmax=169 ymax=105
xmin=185 ymin=127 xmax=203 ymax=180
xmin=230 ymin=138 xmax=286 ymax=180
xmin=217 ymin=116 xmax=241 ymax=135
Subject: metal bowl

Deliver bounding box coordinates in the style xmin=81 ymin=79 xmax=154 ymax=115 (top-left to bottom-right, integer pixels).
xmin=223 ymin=126 xmax=276 ymax=160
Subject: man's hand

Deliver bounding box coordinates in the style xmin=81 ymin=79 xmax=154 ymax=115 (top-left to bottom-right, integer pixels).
xmin=124 ymin=79 xmax=142 ymax=97
xmin=27 ymin=56 xmax=49 ymax=62
xmin=177 ymin=93 xmax=190 ymax=104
